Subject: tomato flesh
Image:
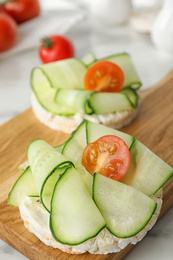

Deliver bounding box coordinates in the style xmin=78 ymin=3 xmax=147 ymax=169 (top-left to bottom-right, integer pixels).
xmin=82 ymin=135 xmax=130 ymax=181
xmin=84 ymin=61 xmax=124 ymax=93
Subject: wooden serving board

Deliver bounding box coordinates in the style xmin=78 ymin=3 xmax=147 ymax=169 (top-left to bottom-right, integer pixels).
xmin=0 ymin=71 xmax=173 ymax=260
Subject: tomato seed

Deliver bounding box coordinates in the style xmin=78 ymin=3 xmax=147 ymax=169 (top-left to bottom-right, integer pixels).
xmin=90 ymin=80 xmax=95 ymax=85
xmin=95 ymin=70 xmax=102 ymax=78
xmin=109 ymin=166 xmax=115 ymax=171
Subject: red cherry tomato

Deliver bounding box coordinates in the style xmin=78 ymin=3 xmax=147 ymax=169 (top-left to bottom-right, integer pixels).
xmin=39 ymin=35 xmax=75 ymax=64
xmin=84 ymin=60 xmax=124 ymax=92
xmin=0 ymin=11 xmax=18 ymax=52
xmin=82 ymin=135 xmax=130 ymax=181
xmin=4 ymin=0 xmax=40 ymax=24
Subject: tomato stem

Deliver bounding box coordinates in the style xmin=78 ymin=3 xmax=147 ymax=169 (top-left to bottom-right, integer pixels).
xmin=41 ymin=37 xmax=53 ymax=49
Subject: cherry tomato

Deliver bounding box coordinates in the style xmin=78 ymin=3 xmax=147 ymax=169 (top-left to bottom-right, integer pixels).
xmin=0 ymin=11 xmax=18 ymax=52
xmin=3 ymin=0 xmax=40 ymax=24
xmin=84 ymin=60 xmax=124 ymax=92
xmin=82 ymin=135 xmax=130 ymax=181
xmin=39 ymin=35 xmax=75 ymax=64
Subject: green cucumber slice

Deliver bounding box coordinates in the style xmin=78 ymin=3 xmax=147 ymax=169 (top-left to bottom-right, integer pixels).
xmin=55 ymin=89 xmax=93 ymax=114
xmin=62 ymin=121 xmax=92 ymax=196
xmin=31 ymin=67 xmax=74 ymax=115
xmin=55 ymin=87 xmax=138 ymax=116
xmin=18 ymin=161 xmax=29 ymax=171
xmin=103 ymin=53 xmax=141 ymax=89
xmin=31 ymin=58 xmax=87 ymax=115
xmin=88 ymin=92 xmax=134 ymax=114
xmin=122 ymin=140 xmax=173 ymax=196
xmin=54 ymin=142 xmax=67 ymax=153
xmin=121 ymin=87 xmax=138 ymax=108
xmin=41 ymin=166 xmax=68 ymax=212
xmin=86 ymin=120 xmax=134 ymax=148
xmin=82 ymin=52 xmax=96 ymax=65
xmin=35 ymin=58 xmax=87 ymax=89
xmin=8 ymin=167 xmax=38 ymax=207
xmin=71 ymin=120 xmax=87 ymax=148
xmin=50 ymin=166 xmax=106 ymax=245
xmin=63 ymin=137 xmax=93 ymax=196
xmin=27 ymin=139 xmax=72 ymax=196
xmin=62 ymin=120 xmax=87 ymax=153
xmin=93 ymin=173 xmax=157 ymax=238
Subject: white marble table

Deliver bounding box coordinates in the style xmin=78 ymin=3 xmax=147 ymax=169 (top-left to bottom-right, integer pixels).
xmin=0 ymin=7 xmax=173 ymax=260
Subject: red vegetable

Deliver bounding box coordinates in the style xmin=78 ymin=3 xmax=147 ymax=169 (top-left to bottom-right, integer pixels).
xmin=39 ymin=35 xmax=75 ymax=64
xmin=0 ymin=11 xmax=18 ymax=52
xmin=82 ymin=135 xmax=130 ymax=181
xmin=84 ymin=60 xmax=124 ymax=92
xmin=3 ymin=0 xmax=40 ymax=24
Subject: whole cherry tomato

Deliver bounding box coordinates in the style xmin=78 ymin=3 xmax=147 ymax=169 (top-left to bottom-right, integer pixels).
xmin=82 ymin=135 xmax=130 ymax=181
xmin=39 ymin=35 xmax=75 ymax=64
xmin=0 ymin=11 xmax=18 ymax=52
xmin=84 ymin=60 xmax=124 ymax=93
xmin=3 ymin=0 xmax=40 ymax=24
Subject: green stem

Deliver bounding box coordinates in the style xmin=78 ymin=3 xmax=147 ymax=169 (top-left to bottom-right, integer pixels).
xmin=41 ymin=38 xmax=53 ymax=49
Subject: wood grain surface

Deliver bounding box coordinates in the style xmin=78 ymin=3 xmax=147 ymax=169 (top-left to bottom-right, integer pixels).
xmin=0 ymin=70 xmax=173 ymax=260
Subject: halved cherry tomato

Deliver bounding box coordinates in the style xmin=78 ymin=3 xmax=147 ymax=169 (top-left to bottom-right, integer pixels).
xmin=82 ymin=135 xmax=130 ymax=181
xmin=84 ymin=60 xmax=124 ymax=92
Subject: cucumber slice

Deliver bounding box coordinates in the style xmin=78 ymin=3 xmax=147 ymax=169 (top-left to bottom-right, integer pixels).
xmin=55 ymin=87 xmax=137 ymax=116
xmin=50 ymin=167 xmax=106 ymax=245
xmin=63 ymin=137 xmax=93 ymax=196
xmin=41 ymin=166 xmax=68 ymax=212
xmin=103 ymin=53 xmax=141 ymax=89
xmin=71 ymin=120 xmax=87 ymax=148
xmin=31 ymin=58 xmax=87 ymax=115
xmin=93 ymin=173 xmax=157 ymax=238
xmin=62 ymin=120 xmax=87 ymax=153
xmin=122 ymin=140 xmax=173 ymax=196
xmin=35 ymin=58 xmax=87 ymax=90
xmin=62 ymin=121 xmax=92 ymax=196
xmin=18 ymin=161 xmax=29 ymax=171
xmin=121 ymin=87 xmax=138 ymax=108
xmin=27 ymin=139 xmax=72 ymax=195
xmin=31 ymin=67 xmax=74 ymax=115
xmin=8 ymin=167 xmax=38 ymax=207
xmin=88 ymin=92 xmax=134 ymax=114
xmin=55 ymin=89 xmax=93 ymax=114
xmin=54 ymin=142 xmax=67 ymax=153
xmin=86 ymin=120 xmax=134 ymax=148
xmin=82 ymin=52 xmax=96 ymax=66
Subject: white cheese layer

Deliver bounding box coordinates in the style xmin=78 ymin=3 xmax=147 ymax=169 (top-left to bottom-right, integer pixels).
xmin=19 ymin=190 xmax=162 ymax=255
xmin=31 ymin=94 xmax=139 ymax=134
